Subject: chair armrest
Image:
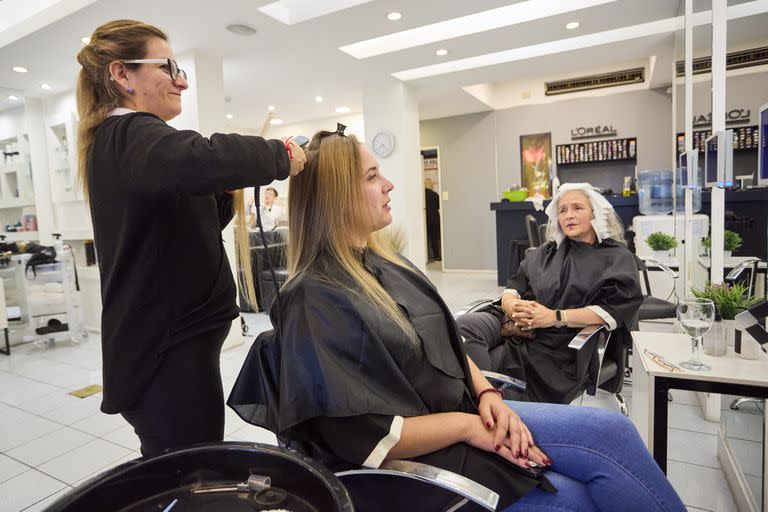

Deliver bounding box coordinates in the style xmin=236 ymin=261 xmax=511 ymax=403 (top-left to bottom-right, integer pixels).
xmin=568 ymin=325 xmax=608 ymax=351
xmin=569 ymin=325 xmax=611 ymax=396
xmin=336 ymin=460 xmax=499 ymax=511
xmin=643 ymin=258 xmax=679 ymax=279
xmin=481 ymin=370 xmax=526 ymax=392
xmin=453 ymin=298 xmax=495 ymax=318
xmin=725 ymin=257 xmax=760 ymax=281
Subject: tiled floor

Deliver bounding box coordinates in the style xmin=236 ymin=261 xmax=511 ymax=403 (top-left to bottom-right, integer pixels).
xmin=0 ymin=265 xmax=750 ymax=511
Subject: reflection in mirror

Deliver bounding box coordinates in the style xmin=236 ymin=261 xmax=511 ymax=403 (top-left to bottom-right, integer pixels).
xmin=720 ymin=392 xmax=765 ymax=509
xmin=0 ymin=87 xmax=36 ymax=235
xmin=717 ymin=7 xmax=768 ymax=510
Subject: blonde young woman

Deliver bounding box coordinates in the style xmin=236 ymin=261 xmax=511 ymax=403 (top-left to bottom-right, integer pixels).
xmin=75 ymin=19 xmax=305 ymax=457
xmin=230 ymin=129 xmax=684 ymax=511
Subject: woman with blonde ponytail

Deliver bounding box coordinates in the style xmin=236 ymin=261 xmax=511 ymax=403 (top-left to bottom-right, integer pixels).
xmin=76 ymin=19 xmax=304 ymax=457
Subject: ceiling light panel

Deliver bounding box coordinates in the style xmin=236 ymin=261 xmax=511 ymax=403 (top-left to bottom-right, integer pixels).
xmin=259 ymin=0 xmax=375 ymax=26
xmin=393 ymin=16 xmax=682 ymax=81
xmin=339 ymin=0 xmax=617 ymax=59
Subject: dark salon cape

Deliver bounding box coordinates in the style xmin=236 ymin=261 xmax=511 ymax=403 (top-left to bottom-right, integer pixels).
xmin=495 ymin=239 xmax=641 ymax=404
xmin=88 ymin=112 xmax=290 ymax=413
xmin=229 ymin=251 xmax=554 ymax=508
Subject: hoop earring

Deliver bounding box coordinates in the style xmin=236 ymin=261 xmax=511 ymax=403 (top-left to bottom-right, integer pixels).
xmin=127 ymin=86 xmax=135 ymax=94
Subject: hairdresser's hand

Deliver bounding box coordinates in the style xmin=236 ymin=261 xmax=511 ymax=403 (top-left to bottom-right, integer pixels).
xmin=282 ymin=137 xmax=306 ymax=176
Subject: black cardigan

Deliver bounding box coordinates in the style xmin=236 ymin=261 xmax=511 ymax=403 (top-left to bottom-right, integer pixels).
xmin=88 ymin=112 xmax=290 ymax=413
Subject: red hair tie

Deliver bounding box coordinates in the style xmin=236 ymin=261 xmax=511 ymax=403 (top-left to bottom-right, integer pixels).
xmin=477 ymin=388 xmax=504 ymax=402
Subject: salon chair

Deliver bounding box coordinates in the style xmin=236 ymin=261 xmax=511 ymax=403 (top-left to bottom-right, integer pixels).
xmin=455 ymin=300 xmax=629 ymax=416
xmin=250 ymin=233 xmax=288 ymax=312
xmin=525 ymin=215 xmax=542 ymax=248
xmin=724 ymin=257 xmax=760 ymax=299
xmin=229 ymin=329 xmax=500 ymax=511
xmin=634 ymin=255 xmax=678 ymax=322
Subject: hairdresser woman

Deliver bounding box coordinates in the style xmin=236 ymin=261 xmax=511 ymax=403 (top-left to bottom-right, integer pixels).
xmin=76 ymin=19 xmax=305 ymax=457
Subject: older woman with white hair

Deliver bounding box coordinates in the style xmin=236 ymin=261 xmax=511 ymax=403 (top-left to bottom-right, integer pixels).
xmin=457 ymin=183 xmax=642 ymax=404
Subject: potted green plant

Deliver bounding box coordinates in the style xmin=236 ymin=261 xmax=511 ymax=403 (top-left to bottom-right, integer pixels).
xmin=645 ymin=232 xmax=677 ymax=259
xmin=701 ymin=230 xmax=742 ymax=258
xmin=690 ymin=282 xmax=760 ymax=356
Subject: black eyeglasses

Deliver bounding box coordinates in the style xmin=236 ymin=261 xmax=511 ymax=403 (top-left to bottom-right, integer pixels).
xmin=123 ymin=58 xmax=188 ymax=82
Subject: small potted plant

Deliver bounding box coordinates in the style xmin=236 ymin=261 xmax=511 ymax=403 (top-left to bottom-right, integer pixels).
xmin=646 ymin=232 xmax=677 ymax=259
xmin=701 ymin=230 xmax=742 ymax=259
xmin=690 ymin=281 xmax=761 ymax=356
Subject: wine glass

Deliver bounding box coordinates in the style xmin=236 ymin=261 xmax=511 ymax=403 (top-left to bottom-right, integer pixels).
xmin=677 ymin=298 xmax=716 ymax=371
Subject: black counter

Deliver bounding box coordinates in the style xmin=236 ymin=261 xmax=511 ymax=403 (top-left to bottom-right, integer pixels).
xmin=491 ymin=188 xmax=768 ymax=286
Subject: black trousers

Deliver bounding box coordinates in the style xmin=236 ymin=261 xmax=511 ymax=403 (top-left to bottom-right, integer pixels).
xmin=426 ymin=221 xmax=441 ymax=260
xmin=121 ymin=325 xmax=230 ymax=458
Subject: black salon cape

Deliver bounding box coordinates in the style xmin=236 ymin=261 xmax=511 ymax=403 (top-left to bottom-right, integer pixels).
xmin=88 ymin=112 xmax=290 ymax=413
xmin=229 ymin=251 xmax=555 ymax=508
xmin=491 ymin=238 xmax=641 ymax=404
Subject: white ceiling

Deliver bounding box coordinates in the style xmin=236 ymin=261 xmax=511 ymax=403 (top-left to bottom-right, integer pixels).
xmin=0 ymin=0 xmax=766 ymax=131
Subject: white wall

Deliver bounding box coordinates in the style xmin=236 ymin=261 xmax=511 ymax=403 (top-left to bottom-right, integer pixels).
xmin=675 ymin=69 xmax=768 ymax=131
xmin=0 ymin=107 xmax=24 ymax=142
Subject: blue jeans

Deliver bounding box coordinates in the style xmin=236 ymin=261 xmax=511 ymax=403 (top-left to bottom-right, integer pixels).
xmin=503 ymin=401 xmax=685 ymax=512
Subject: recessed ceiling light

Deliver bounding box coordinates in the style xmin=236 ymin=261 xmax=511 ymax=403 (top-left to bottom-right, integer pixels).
xmin=341 ymin=0 xmax=616 ymax=59
xmin=387 ymin=12 xmax=402 ymax=21
xmin=225 ymin=113 xmax=234 ymax=119
xmin=436 ymin=49 xmax=448 ymax=56
xmin=12 ymin=66 xmax=28 ymax=73
xmin=270 ymin=118 xmax=284 ymax=125
xmin=335 ymin=106 xmax=351 ymax=114
xmin=8 ymin=95 xmax=19 ymax=101
xmin=41 ymin=83 xmax=51 ymax=90
xmin=268 ymin=105 xmax=275 ymax=111
xmin=226 ymin=23 xmax=258 ymax=36
xmin=315 ymin=96 xmax=324 ymax=103
xmin=566 ymin=21 xmax=580 ymax=30
xmin=81 ymin=37 xmax=91 ymax=44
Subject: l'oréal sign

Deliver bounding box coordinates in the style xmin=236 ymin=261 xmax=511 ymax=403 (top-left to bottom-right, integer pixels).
xmin=571 ymin=125 xmax=617 ymax=140
xmin=692 ymin=108 xmax=751 ymax=128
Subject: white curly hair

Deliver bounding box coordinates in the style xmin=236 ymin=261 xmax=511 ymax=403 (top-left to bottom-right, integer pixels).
xmin=543 ymin=183 xmax=626 ymax=246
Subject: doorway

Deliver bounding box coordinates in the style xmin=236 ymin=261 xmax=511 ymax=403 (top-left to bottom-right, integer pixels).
xmin=421 ymin=146 xmax=444 ymax=271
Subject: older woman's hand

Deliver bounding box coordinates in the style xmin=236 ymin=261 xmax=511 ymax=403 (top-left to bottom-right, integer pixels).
xmin=509 ymin=301 xmax=558 ymax=331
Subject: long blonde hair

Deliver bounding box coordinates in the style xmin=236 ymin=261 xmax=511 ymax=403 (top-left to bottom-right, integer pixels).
xmin=287 ymin=131 xmax=417 ymax=342
xmin=76 ymin=20 xmax=258 ymax=307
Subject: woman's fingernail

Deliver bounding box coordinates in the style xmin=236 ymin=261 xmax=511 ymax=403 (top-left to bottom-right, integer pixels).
xmin=524 ymin=449 xmax=529 ymax=458
xmin=513 ymin=450 xmax=519 ymax=458
xmin=495 ymin=445 xmax=501 ymax=451
xmin=486 ymin=422 xmax=492 ymax=429
xmin=545 ymin=458 xmax=552 ymax=465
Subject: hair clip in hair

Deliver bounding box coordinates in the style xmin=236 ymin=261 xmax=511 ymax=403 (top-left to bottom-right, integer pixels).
xmin=336 ymin=123 xmax=347 ymax=136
